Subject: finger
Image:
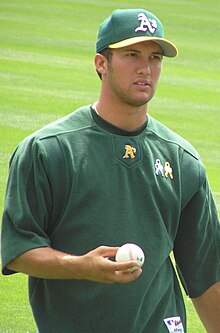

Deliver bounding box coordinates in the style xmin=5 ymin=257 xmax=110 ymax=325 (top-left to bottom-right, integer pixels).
xmin=114 ymin=260 xmax=140 ymax=271
xmin=96 ymin=246 xmax=119 ymax=258
xmin=115 ymin=268 xmax=142 ymax=283
xmin=103 ymin=259 xmax=140 ymax=272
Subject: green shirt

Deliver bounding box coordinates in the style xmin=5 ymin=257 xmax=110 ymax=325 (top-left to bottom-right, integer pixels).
xmin=1 ymin=106 xmax=220 ymax=333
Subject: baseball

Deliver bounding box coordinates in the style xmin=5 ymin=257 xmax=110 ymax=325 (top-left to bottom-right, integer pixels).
xmin=115 ymin=243 xmax=145 ymax=269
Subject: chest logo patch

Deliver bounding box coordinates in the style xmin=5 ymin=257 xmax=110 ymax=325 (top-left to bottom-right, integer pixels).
xmin=155 ymin=159 xmax=174 ymax=179
xmin=123 ymin=145 xmax=136 ymax=159
xmin=164 ymin=317 xmax=185 ymax=333
xmin=113 ymin=138 xmax=141 ymax=168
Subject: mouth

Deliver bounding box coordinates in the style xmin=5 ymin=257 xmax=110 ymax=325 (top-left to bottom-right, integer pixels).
xmin=134 ymin=79 xmax=151 ymax=87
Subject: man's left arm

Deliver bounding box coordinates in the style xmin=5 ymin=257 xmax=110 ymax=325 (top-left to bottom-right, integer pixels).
xmin=192 ymin=281 xmax=220 ymax=333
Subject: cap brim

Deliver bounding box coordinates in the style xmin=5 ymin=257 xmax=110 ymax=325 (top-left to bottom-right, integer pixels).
xmin=109 ymin=36 xmax=178 ymax=58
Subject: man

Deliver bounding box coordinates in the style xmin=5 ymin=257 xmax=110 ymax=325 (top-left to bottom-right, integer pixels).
xmin=1 ymin=8 xmax=220 ymax=333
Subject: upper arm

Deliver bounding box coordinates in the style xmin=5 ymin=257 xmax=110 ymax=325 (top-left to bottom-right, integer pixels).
xmin=1 ymin=138 xmax=52 ymax=275
xmin=192 ymin=281 xmax=220 ymax=333
xmin=174 ymin=153 xmax=220 ymax=298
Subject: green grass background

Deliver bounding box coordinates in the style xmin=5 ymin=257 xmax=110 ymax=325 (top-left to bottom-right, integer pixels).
xmin=0 ymin=0 xmax=219 ymax=332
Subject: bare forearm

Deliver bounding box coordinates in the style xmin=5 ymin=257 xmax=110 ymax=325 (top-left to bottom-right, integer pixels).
xmin=7 ymin=247 xmax=79 ymax=279
xmin=6 ymin=246 xmax=142 ymax=284
xmin=192 ymin=281 xmax=220 ymax=333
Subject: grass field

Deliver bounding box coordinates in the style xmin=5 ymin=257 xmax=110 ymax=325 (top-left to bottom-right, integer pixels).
xmin=0 ymin=0 xmax=219 ymax=332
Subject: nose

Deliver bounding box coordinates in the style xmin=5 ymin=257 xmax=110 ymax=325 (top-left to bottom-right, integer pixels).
xmin=137 ymin=58 xmax=151 ymax=76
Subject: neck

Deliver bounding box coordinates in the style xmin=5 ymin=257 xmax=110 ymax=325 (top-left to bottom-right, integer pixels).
xmin=94 ymin=98 xmax=148 ymax=132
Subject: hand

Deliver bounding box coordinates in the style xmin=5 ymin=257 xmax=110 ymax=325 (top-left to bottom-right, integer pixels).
xmin=63 ymin=246 xmax=143 ymax=284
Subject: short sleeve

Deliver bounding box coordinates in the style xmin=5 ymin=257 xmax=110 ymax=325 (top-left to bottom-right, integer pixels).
xmin=174 ymin=163 xmax=220 ymax=298
xmin=1 ymin=137 xmax=52 ymax=275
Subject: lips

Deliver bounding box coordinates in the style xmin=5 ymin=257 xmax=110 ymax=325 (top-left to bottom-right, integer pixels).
xmin=134 ymin=79 xmax=151 ymax=87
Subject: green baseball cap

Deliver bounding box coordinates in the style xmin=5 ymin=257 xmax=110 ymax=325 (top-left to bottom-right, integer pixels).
xmin=96 ymin=9 xmax=178 ymax=58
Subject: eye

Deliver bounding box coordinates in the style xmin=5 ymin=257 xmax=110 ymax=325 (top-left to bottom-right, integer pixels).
xmin=126 ymin=51 xmax=139 ymax=58
xmin=150 ymin=54 xmax=163 ymax=61
xmin=127 ymin=52 xmax=137 ymax=58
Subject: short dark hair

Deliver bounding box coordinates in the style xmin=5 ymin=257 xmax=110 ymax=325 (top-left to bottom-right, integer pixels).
xmin=96 ymin=48 xmax=113 ymax=80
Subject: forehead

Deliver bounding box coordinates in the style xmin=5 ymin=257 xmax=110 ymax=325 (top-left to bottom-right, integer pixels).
xmin=117 ymin=41 xmax=163 ymax=53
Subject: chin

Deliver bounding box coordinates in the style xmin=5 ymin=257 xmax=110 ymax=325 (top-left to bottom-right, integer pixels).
xmin=129 ymin=96 xmax=153 ymax=107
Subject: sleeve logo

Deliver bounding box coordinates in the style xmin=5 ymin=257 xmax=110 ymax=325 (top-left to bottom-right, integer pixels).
xmin=164 ymin=317 xmax=185 ymax=333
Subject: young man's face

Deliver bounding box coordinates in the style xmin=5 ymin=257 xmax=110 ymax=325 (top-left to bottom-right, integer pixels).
xmin=105 ymin=41 xmax=163 ymax=107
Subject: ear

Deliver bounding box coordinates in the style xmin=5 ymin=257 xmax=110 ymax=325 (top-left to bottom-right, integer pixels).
xmin=94 ymin=53 xmax=108 ymax=76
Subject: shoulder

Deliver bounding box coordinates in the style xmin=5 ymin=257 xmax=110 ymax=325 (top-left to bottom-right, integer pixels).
xmin=14 ymin=106 xmax=92 ymax=148
xmin=147 ymin=115 xmax=200 ymax=160
xmin=147 ymin=115 xmax=206 ymax=206
xmin=10 ymin=105 xmax=93 ymax=165
xmin=34 ymin=105 xmax=93 ymax=140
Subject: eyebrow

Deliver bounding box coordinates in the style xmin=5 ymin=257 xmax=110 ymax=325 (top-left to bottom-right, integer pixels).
xmin=122 ymin=48 xmax=141 ymax=53
xmin=122 ymin=48 xmax=163 ymax=55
